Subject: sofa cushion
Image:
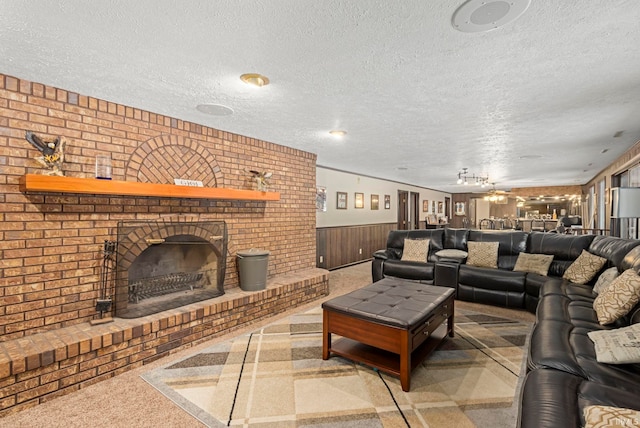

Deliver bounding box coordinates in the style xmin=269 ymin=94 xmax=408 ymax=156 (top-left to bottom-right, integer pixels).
xmin=538 ymin=277 xmax=597 ymax=303
xmin=584 ymin=405 xmax=640 ymax=428
xmin=620 ymin=245 xmax=640 ymax=272
xmin=467 ymin=229 xmax=528 ymax=270
xmin=400 ymin=238 xmax=430 ymax=262
xmin=514 ymin=252 xmax=554 ymax=276
xmin=563 ymin=250 xmax=607 ymax=285
xmin=385 ymin=229 xmax=444 ymax=262
xmin=588 ymin=323 xmax=640 ymax=364
xmin=527 ymin=232 xmax=595 ymax=277
xmin=443 ymin=228 xmax=469 ymax=251
xmin=593 ymin=269 xmax=640 ymax=325
xmin=589 ymin=235 xmax=640 ymax=271
xmin=593 ymin=267 xmax=620 ymax=294
xmin=382 ymin=259 xmax=435 ymax=282
xmin=466 ymin=241 xmax=498 ymax=268
xmin=457 ymin=264 xmax=526 ymax=308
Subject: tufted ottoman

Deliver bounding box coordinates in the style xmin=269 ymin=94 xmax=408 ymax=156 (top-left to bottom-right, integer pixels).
xmin=322 ymin=277 xmax=455 ymax=391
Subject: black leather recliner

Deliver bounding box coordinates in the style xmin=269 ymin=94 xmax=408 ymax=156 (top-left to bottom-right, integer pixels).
xmin=457 ymin=230 xmax=528 ymax=308
xmin=372 ymin=229 xmax=446 ymax=284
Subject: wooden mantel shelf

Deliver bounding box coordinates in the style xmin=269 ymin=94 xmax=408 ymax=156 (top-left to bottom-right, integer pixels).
xmin=19 ymin=174 xmax=280 ymax=201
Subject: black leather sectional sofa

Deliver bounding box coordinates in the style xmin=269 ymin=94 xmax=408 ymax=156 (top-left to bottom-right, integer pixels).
xmin=372 ymin=228 xmax=640 ymax=427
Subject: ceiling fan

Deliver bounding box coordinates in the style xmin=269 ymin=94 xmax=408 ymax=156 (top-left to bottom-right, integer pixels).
xmin=483 ymin=183 xmax=511 ymax=204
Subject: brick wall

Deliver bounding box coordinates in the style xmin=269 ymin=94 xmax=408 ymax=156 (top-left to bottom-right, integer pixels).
xmin=0 ymin=73 xmax=318 ymax=340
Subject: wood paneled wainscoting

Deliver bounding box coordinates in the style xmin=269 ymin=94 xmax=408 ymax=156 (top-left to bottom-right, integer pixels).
xmin=316 ymin=223 xmax=396 ymax=270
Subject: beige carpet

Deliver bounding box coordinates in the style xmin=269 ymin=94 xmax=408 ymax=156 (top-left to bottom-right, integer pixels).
xmin=0 ymin=262 xmax=534 ymax=428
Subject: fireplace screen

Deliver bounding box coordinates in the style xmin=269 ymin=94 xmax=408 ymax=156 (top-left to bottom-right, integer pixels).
xmin=115 ymin=219 xmax=227 ymax=318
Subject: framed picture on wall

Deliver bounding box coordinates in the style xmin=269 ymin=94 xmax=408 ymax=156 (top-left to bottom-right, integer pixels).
xmin=384 ymin=195 xmax=391 ymax=209
xmin=438 ymin=201 xmax=443 ymax=214
xmin=432 ymin=201 xmax=436 ymax=213
xmin=423 ymin=200 xmax=429 ymax=212
xmin=355 ymin=192 xmax=364 ymax=209
xmin=454 ymin=202 xmax=465 ymax=216
xmin=336 ymin=192 xmax=348 ymax=209
xmin=371 ymin=194 xmax=379 ymax=210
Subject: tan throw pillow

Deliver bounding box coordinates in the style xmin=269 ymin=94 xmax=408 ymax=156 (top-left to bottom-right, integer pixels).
xmin=593 ymin=269 xmax=640 ymax=325
xmin=562 ymin=250 xmax=607 ymax=285
xmin=466 ymin=241 xmax=499 ymax=268
xmin=401 ymin=238 xmax=430 ymax=262
xmin=584 ymin=405 xmax=640 ymax=428
xmin=587 ymin=323 xmax=640 ymax=364
xmin=593 ymin=267 xmax=620 ymax=294
xmin=513 ymin=253 xmax=554 ymax=276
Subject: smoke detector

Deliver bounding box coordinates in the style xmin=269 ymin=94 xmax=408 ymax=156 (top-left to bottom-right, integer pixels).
xmin=452 ymin=0 xmax=531 ymax=33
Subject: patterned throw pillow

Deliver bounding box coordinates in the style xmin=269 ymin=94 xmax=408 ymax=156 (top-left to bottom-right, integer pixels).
xmin=584 ymin=405 xmax=640 ymax=428
xmin=466 ymin=241 xmax=499 ymax=268
xmin=587 ymin=323 xmax=640 ymax=363
xmin=593 ymin=267 xmax=620 ymax=294
xmin=400 ymin=239 xmax=430 ymax=262
xmin=513 ymin=253 xmax=554 ymax=276
xmin=562 ymin=250 xmax=607 ymax=285
xmin=593 ymin=269 xmax=640 ymax=325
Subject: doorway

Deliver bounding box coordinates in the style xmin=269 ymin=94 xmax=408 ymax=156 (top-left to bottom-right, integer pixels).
xmin=410 ymin=192 xmax=420 ymax=229
xmin=398 ymin=190 xmax=409 ymax=230
xmin=445 ymin=197 xmax=451 ymax=222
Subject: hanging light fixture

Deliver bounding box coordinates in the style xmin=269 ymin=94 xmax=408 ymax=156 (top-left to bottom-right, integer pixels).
xmin=456 ymin=168 xmax=488 ymax=186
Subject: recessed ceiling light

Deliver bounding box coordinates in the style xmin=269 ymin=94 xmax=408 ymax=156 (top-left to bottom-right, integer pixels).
xmin=452 ymin=0 xmax=531 ymax=33
xmin=196 ymin=104 xmax=234 ymax=116
xmin=240 ymin=73 xmax=270 ymax=87
xmin=519 ymin=155 xmax=543 ymax=159
xmin=329 ymin=130 xmax=347 ymax=138
xmin=613 ymin=130 xmax=624 ymax=138
xmin=601 ymin=148 xmax=609 ymax=154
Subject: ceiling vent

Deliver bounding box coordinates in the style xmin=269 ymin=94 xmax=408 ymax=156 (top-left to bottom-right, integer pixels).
xmin=452 ymin=0 xmax=531 ymax=33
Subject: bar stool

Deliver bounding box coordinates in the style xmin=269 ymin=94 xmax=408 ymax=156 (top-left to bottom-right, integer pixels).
xmin=480 ymin=219 xmax=493 ymax=229
xmin=531 ymin=219 xmax=545 ymax=232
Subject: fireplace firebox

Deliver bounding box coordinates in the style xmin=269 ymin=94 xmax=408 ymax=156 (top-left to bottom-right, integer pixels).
xmin=115 ymin=219 xmax=227 ymax=318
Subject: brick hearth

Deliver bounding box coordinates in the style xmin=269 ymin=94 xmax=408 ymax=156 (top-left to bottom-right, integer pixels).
xmin=0 ymin=268 xmax=329 ymax=415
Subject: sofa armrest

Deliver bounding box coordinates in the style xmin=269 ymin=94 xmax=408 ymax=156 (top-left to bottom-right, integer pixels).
xmin=434 ymin=261 xmax=459 ymax=291
xmin=373 ymin=249 xmax=393 ymax=260
xmin=518 ymin=369 xmax=583 ymax=428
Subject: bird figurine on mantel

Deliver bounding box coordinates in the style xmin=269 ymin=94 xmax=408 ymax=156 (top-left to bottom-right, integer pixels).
xmin=249 ymin=170 xmax=272 ymax=191
xmin=24 ymin=131 xmax=65 ymax=176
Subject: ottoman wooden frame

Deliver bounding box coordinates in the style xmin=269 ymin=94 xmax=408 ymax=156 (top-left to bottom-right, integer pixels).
xmin=322 ymin=278 xmax=455 ymax=392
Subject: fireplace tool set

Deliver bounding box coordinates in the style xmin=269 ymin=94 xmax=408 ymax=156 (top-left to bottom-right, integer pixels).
xmin=92 ymin=240 xmax=116 ymax=325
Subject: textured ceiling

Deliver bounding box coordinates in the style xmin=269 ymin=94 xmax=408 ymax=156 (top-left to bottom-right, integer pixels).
xmin=2 ymin=0 xmax=640 ymax=193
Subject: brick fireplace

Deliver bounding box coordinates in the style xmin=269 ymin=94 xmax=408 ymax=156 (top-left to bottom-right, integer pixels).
xmin=0 ymin=74 xmax=329 ymax=415
xmin=115 ymin=218 xmax=228 ymax=318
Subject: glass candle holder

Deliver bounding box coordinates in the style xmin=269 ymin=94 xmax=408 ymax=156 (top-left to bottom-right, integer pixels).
xmin=95 ymin=155 xmax=112 ymax=180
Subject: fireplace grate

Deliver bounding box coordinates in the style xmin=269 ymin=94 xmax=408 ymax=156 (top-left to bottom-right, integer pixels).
xmin=129 ymin=271 xmax=206 ymax=303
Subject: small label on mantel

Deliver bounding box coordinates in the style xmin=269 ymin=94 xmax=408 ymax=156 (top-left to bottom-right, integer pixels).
xmin=173 ymin=178 xmax=204 ymax=187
